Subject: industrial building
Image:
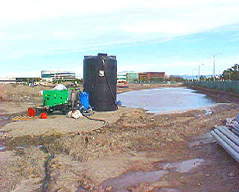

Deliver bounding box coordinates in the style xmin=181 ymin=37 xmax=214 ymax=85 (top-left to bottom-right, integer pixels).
xmin=0 ymin=78 xmax=16 ymax=84
xmin=41 ymin=70 xmax=76 ymax=82
xmin=138 ymin=72 xmax=166 ymax=82
xmin=117 ymin=72 xmax=127 ymax=83
xmin=16 ymin=77 xmax=40 ymax=83
xmin=0 ymin=77 xmax=41 ymax=84
xmin=126 ymin=72 xmax=138 ymax=82
xmin=117 ymin=71 xmax=138 ymax=83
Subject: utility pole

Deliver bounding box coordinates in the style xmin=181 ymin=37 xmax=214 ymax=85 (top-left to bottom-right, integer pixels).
xmin=198 ymin=64 xmax=204 ymax=81
xmin=213 ymin=53 xmax=221 ymax=80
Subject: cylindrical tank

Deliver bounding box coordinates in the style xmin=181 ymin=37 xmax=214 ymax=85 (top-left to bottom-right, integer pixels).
xmin=83 ymin=53 xmax=117 ymax=111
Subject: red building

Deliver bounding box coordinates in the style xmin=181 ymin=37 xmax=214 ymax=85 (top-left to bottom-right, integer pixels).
xmin=138 ymin=72 xmax=166 ymax=81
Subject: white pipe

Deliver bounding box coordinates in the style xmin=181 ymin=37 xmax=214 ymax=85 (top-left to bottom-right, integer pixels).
xmin=232 ymin=125 xmax=239 ymax=131
xmin=211 ymin=130 xmax=239 ymax=162
xmin=218 ymin=126 xmax=239 ymax=146
xmin=214 ymin=129 xmax=239 ymax=154
xmin=231 ymin=129 xmax=239 ymax=137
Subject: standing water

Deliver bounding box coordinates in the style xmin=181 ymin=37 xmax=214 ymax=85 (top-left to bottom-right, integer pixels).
xmin=117 ymin=87 xmax=214 ymax=114
xmin=0 ymin=115 xmax=10 ymax=152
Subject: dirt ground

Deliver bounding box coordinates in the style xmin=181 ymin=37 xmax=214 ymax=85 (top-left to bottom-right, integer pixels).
xmin=0 ymin=83 xmax=239 ymax=192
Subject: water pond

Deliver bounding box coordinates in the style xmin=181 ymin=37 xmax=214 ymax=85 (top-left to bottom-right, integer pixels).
xmin=117 ymin=87 xmax=215 ymax=114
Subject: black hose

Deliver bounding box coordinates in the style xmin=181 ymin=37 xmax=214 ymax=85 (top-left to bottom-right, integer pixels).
xmin=42 ymin=154 xmax=55 ymax=192
xmin=80 ymin=105 xmax=106 ymax=125
xmin=102 ymin=59 xmax=117 ymax=106
xmin=84 ymin=115 xmax=106 ymax=125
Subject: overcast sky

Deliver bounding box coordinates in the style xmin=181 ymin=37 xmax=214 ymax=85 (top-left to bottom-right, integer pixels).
xmin=1 ymin=0 xmax=239 ymax=78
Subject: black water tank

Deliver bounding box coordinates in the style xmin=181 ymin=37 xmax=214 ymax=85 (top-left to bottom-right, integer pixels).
xmin=83 ymin=53 xmax=117 ymax=111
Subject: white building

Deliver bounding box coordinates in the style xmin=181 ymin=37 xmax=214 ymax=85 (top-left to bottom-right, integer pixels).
xmin=117 ymin=72 xmax=127 ymax=83
xmin=41 ymin=70 xmax=76 ymax=82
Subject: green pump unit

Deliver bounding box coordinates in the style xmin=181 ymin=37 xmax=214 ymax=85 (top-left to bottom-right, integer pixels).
xmin=42 ymin=90 xmax=68 ymax=107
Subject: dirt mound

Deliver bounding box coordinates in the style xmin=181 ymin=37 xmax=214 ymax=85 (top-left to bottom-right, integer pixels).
xmin=0 ymin=84 xmax=50 ymax=103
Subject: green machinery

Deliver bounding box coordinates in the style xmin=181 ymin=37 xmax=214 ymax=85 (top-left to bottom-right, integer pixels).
xmin=36 ymin=88 xmax=92 ymax=116
xmin=41 ymin=89 xmax=77 ymax=114
xmin=43 ymin=90 xmax=68 ymax=107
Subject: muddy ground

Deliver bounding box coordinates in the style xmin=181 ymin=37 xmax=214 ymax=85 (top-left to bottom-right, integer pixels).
xmin=0 ymin=83 xmax=238 ymax=192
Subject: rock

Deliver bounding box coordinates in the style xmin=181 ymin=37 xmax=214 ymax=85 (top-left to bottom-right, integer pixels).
xmin=105 ymin=186 xmax=113 ymax=191
xmin=174 ymin=135 xmax=184 ymax=142
xmin=228 ymin=172 xmax=234 ymax=177
xmin=166 ymin=138 xmax=173 ymax=142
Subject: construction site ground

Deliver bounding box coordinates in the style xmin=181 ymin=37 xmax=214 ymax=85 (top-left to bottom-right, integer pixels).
xmin=0 ymin=83 xmax=239 ymax=192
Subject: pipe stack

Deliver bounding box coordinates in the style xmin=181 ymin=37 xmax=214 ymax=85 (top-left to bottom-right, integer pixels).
xmin=211 ymin=126 xmax=239 ymax=162
xmin=231 ymin=122 xmax=239 ymax=137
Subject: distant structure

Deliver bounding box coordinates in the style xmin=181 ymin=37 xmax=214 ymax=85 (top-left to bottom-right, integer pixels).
xmin=138 ymin=72 xmax=166 ymax=82
xmin=117 ymin=72 xmax=127 ymax=84
xmin=41 ymin=70 xmax=76 ymax=82
xmin=0 ymin=78 xmax=16 ymax=84
xmin=16 ymin=77 xmax=39 ymax=84
xmin=126 ymin=72 xmax=138 ymax=82
xmin=0 ymin=77 xmax=42 ymax=85
xmin=117 ymin=71 xmax=138 ymax=83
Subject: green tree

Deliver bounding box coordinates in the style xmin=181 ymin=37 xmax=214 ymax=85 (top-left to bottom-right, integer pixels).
xmin=222 ymin=64 xmax=239 ymax=80
xmin=199 ymin=76 xmax=206 ymax=81
xmin=168 ymin=76 xmax=184 ymax=82
xmin=232 ymin=64 xmax=239 ymax=71
xmin=222 ymin=69 xmax=230 ymax=80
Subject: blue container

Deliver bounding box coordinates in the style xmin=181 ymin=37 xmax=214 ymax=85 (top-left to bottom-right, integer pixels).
xmin=79 ymin=92 xmax=89 ymax=109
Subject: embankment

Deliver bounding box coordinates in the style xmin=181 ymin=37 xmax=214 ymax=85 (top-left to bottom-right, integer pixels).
xmin=185 ymin=83 xmax=239 ymax=103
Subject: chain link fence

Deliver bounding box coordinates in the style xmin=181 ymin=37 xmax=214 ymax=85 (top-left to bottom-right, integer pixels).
xmin=185 ymin=81 xmax=239 ymax=94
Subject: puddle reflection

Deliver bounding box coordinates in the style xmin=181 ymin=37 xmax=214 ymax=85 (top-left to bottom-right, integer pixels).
xmin=102 ymin=170 xmax=168 ymax=191
xmin=102 ymin=158 xmax=204 ymax=191
xmin=118 ymin=87 xmax=214 ymax=114
xmin=160 ymin=158 xmax=204 ymax=173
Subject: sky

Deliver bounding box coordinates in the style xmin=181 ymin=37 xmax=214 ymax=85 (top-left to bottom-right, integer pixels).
xmin=1 ymin=0 xmax=239 ymax=78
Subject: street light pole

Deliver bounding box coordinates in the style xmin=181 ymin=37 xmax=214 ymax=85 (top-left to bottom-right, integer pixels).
xmin=213 ymin=53 xmax=221 ymax=79
xmin=192 ymin=68 xmax=197 ymax=81
xmin=198 ymin=63 xmax=204 ymax=81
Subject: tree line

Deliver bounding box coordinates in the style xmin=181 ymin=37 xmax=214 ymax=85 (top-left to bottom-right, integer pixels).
xmin=221 ymin=64 xmax=239 ymax=80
